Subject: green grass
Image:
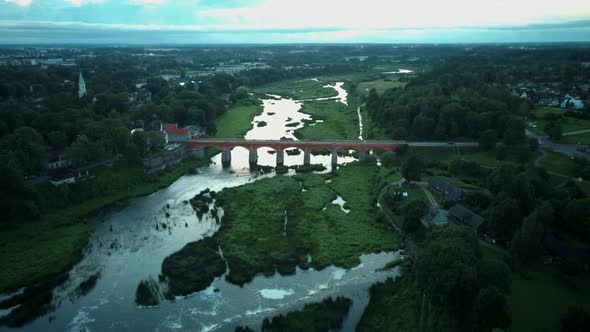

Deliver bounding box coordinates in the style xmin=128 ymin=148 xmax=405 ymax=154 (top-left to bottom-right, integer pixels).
xmin=255 ymin=79 xmax=338 ymax=100
xmin=209 ymin=163 xmax=401 ymax=284
xmin=538 ymin=151 xmax=577 ymax=176
xmin=561 ymin=132 xmax=590 ymax=145
xmin=358 ymin=78 xmax=406 ymax=94
xmin=528 ymin=116 xmax=590 ymax=136
xmin=0 ymin=158 xmax=211 ymax=293
xmin=294 ymin=100 xmax=359 ymax=140
xmin=214 ymin=102 xmax=263 ymax=139
xmin=509 ymin=265 xmax=590 ymax=332
xmin=532 ymin=106 xmax=565 ymax=117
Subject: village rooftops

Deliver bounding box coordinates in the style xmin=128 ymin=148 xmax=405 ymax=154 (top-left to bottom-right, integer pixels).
xmin=449 ymin=204 xmax=484 ymax=230
xmin=162 ymin=123 xmax=190 ymax=136
xmin=429 ymin=178 xmax=465 ymax=202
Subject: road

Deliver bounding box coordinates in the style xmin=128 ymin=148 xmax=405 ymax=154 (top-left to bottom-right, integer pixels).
xmin=527 ymin=130 xmax=590 ymax=160
xmin=563 ymin=128 xmax=590 ymax=136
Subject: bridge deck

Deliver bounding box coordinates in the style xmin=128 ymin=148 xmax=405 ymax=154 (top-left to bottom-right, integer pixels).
xmin=185 ymin=139 xmax=406 ymax=152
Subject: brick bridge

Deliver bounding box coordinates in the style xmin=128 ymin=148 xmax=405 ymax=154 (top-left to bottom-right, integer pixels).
xmin=185 ymin=139 xmax=406 ymax=165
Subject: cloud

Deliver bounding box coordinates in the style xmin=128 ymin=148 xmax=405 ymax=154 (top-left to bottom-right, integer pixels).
xmin=64 ymin=0 xmax=105 ymax=5
xmin=3 ymin=0 xmax=32 ymax=7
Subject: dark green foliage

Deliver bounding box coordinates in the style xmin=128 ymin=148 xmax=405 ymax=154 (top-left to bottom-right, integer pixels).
xmin=545 ymin=121 xmax=563 ymax=141
xmin=474 ymin=286 xmax=511 ymax=332
xmin=561 ymin=307 xmax=590 ymax=332
xmin=415 ymin=227 xmax=480 ymax=316
xmin=135 ymin=278 xmax=160 ymax=306
xmin=487 ymin=198 xmax=522 ymax=243
xmin=238 ymin=297 xmax=352 ymax=332
xmin=479 ymin=129 xmax=498 ymax=150
xmin=476 ymin=259 xmax=512 ymax=294
xmin=511 ymin=202 xmax=555 ymax=264
xmin=401 ymin=155 xmax=424 ymax=181
xmin=400 ymin=199 xmax=427 ymax=233
xmin=161 ymin=237 xmax=226 ymax=297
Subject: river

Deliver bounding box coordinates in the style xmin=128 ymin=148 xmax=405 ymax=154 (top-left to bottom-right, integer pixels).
xmin=1 ymin=83 xmax=401 ymax=332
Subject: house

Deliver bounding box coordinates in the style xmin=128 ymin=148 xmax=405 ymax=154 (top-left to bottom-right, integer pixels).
xmin=161 ymin=123 xmax=190 ymax=143
xmin=520 ymin=91 xmax=529 ymax=99
xmin=538 ymin=98 xmax=560 ymax=107
xmin=561 ymin=98 xmax=585 ymax=110
xmin=47 ymin=150 xmax=70 ymax=170
xmin=449 ymin=204 xmax=484 ymax=230
xmin=184 ymin=125 xmax=206 ymax=139
xmin=429 ymin=178 xmax=465 ymax=202
xmin=48 ymin=169 xmax=90 ymax=186
xmin=543 ymin=231 xmax=590 ymax=267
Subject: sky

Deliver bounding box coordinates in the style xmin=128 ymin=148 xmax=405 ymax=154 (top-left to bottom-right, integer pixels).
xmin=1 ymin=0 xmax=590 ymax=44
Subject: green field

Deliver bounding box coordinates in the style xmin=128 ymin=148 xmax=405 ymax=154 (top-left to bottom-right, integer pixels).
xmin=538 ymin=150 xmax=577 ymax=175
xmin=214 ymin=102 xmax=263 ymax=138
xmin=358 ymin=78 xmax=406 ymax=94
xmin=255 ymin=79 xmax=338 ymax=100
xmin=528 ymin=115 xmax=590 ymax=136
xmin=561 ymin=132 xmax=590 ymax=145
xmin=294 ymin=100 xmax=359 ymax=140
xmin=509 ymin=265 xmax=590 ymax=332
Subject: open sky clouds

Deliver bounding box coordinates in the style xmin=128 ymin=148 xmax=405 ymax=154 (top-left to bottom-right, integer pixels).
xmin=1 ymin=0 xmax=590 ymax=43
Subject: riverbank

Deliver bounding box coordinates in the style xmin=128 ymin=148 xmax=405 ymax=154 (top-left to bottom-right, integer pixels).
xmin=161 ymin=163 xmax=401 ymax=296
xmin=0 ymin=157 xmax=211 ymax=295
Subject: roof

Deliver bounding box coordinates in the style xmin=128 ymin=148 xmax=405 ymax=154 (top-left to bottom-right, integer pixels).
xmin=449 ymin=204 xmax=484 ymax=230
xmin=162 ymin=123 xmax=189 ymax=136
xmin=429 ymin=178 xmax=464 ymax=201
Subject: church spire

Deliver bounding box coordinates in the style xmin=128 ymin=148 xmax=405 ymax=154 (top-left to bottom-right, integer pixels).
xmin=78 ymin=71 xmax=87 ymax=99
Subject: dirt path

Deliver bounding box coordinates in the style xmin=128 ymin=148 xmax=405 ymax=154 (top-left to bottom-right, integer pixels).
xmin=563 ymin=128 xmax=590 ymax=136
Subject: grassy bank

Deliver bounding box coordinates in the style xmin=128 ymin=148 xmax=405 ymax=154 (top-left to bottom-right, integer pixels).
xmin=255 ymin=79 xmax=338 ymax=100
xmin=214 ymin=102 xmax=263 ymax=139
xmin=162 ymin=163 xmax=401 ymax=294
xmin=0 ymin=157 xmax=210 ymax=294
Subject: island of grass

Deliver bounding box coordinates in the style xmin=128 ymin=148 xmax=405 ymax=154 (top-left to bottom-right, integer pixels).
xmin=161 ymin=163 xmax=400 ymax=295
xmin=236 ymin=297 xmax=352 ymax=332
xmin=257 ymin=121 xmax=268 ymax=128
xmin=255 ymin=79 xmax=338 ymax=100
xmin=294 ymin=100 xmax=359 ymax=140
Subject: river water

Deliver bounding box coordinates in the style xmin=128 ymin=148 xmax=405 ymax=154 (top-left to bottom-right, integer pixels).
xmin=1 ymin=83 xmax=401 ymax=332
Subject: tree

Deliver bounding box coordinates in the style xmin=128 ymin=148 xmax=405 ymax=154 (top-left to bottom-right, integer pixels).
xmin=474 ymin=286 xmax=511 ymax=332
xmin=479 ymin=129 xmax=498 ymax=150
xmin=561 ymin=307 xmax=590 ymax=332
xmin=416 ymin=227 xmax=480 ymax=316
xmin=234 ymin=86 xmax=250 ymax=100
xmin=66 ymin=134 xmax=91 ymax=166
xmin=563 ymin=198 xmax=590 ymax=239
xmin=395 ymin=143 xmax=409 ymax=156
xmin=528 ymin=137 xmax=539 ymax=151
xmin=400 ymin=199 xmax=427 ymax=233
xmin=487 ymin=198 xmax=521 ymax=243
xmin=380 ymin=151 xmax=396 ymax=168
xmin=47 ymin=130 xmax=68 ymax=150
xmin=2 ymin=126 xmax=47 ymax=174
xmin=545 ymin=121 xmax=563 ymax=141
xmin=511 ymin=202 xmax=554 ymax=264
xmin=476 ymin=259 xmax=512 ymax=294
xmin=401 ymin=155 xmax=424 ymax=181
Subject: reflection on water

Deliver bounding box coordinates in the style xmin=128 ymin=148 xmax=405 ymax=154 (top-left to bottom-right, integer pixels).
xmin=2 ymin=84 xmax=397 ymax=332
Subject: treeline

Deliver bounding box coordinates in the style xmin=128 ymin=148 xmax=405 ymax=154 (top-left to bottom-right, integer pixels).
xmin=235 ymin=297 xmax=352 ymax=332
xmin=365 ymin=65 xmax=528 ymax=143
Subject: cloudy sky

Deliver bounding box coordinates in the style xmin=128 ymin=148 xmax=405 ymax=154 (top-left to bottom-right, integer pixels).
xmin=1 ymin=0 xmax=590 ymax=43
